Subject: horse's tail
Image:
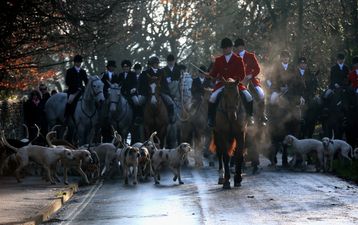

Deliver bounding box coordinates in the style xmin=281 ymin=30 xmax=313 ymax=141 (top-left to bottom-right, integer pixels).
xmin=209 ymin=134 xmax=237 ymax=157
xmin=228 ymin=138 xmax=237 ymax=157
xmin=209 ymin=135 xmax=216 ymax=154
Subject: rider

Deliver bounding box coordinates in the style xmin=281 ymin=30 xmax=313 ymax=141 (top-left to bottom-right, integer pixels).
xmin=131 ymin=63 xmax=146 ymax=125
xmin=118 ymin=59 xmax=136 ymax=99
xmin=138 ymin=56 xmax=176 ymax=124
xmin=296 ymin=57 xmax=318 ymax=104
xmin=348 ymin=56 xmax=358 ymax=94
xmin=163 ymin=54 xmax=181 ymax=82
xmin=324 ymin=53 xmax=349 ymax=99
xmin=101 ymin=60 xmax=119 ymax=99
xmin=191 ymin=65 xmax=213 ymax=106
xmin=64 ymin=54 xmax=88 ymax=122
xmin=206 ymin=37 xmax=251 ymax=127
xmin=234 ymin=37 xmax=267 ymax=125
xmin=267 ymin=50 xmax=297 ymax=104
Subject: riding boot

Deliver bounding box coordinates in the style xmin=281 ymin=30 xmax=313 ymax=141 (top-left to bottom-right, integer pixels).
xmin=64 ymin=103 xmax=72 ymax=124
xmin=258 ymin=100 xmax=268 ymax=126
xmin=207 ymin=102 xmax=217 ymax=128
xmin=167 ymin=104 xmax=176 ymax=124
xmin=244 ymin=100 xmax=255 ymax=126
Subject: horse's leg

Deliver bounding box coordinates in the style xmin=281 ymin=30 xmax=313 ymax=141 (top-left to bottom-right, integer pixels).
xmin=222 ymin=148 xmax=231 ymax=189
xmin=216 ymin=149 xmax=224 ymax=184
xmin=234 ymin=133 xmax=245 ymax=187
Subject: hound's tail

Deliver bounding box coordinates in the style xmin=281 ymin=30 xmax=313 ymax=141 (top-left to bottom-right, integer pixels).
xmin=0 ymin=130 xmax=18 ymax=153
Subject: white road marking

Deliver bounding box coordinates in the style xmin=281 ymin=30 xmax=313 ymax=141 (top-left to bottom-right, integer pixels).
xmin=59 ymin=180 xmax=103 ymax=225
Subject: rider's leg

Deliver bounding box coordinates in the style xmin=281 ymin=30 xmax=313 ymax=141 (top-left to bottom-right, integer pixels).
xmin=160 ymin=94 xmax=176 ymax=124
xmin=240 ymin=89 xmax=255 ymax=126
xmin=255 ymin=86 xmax=268 ymax=125
xmin=207 ymin=87 xmax=223 ymax=127
xmin=64 ymin=92 xmax=80 ymax=123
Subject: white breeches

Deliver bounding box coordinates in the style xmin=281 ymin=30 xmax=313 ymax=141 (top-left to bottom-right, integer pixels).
xmin=209 ymin=86 xmax=224 ymax=103
xmin=209 ymin=87 xmax=253 ymax=103
xmin=254 ymin=86 xmax=265 ymax=100
xmin=241 ymin=89 xmax=253 ymax=102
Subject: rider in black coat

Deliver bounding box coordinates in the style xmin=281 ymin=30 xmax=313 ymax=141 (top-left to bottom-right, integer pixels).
xmin=138 ymin=56 xmax=175 ymax=124
xmin=64 ymin=55 xmax=88 ymax=120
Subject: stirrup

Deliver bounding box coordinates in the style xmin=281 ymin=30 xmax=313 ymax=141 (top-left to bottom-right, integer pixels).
xmin=207 ymin=119 xmax=215 ymax=128
xmin=247 ymin=116 xmax=255 ymax=126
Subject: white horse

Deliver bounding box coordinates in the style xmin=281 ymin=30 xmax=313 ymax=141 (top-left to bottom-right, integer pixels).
xmin=166 ymin=72 xmax=192 ymax=148
xmin=45 ymin=76 xmax=105 ymax=145
xmin=103 ymin=83 xmax=132 ymax=141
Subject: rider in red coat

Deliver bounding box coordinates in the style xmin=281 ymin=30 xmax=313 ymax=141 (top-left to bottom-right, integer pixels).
xmin=206 ymin=37 xmax=254 ymax=127
xmin=348 ymin=56 xmax=358 ymax=94
xmin=234 ymin=37 xmax=267 ymax=125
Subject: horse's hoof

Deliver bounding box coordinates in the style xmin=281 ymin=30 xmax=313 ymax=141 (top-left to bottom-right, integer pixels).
xmin=223 ymin=181 xmax=231 ymax=189
xmin=179 ymin=181 xmax=184 ymax=185
xmin=155 ymin=181 xmax=160 ymax=185
xmin=173 ymin=176 xmax=177 ymax=181
xmin=133 ymin=181 xmax=137 ymax=185
xmin=218 ymin=177 xmax=225 ymax=185
xmin=234 ymin=181 xmax=241 ymax=187
xmin=64 ymin=181 xmax=69 ymax=185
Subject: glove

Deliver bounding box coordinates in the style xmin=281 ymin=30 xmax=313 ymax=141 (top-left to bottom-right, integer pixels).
xmin=266 ymin=80 xmax=272 ymax=88
xmin=300 ymin=96 xmax=305 ymax=106
xmin=130 ymin=88 xmax=137 ymax=94
xmin=334 ymin=83 xmax=340 ymax=88
xmin=166 ymin=77 xmax=172 ymax=83
xmin=270 ymin=92 xmax=279 ymax=104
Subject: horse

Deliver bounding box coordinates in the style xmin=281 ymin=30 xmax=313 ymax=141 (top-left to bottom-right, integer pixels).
xmin=143 ymin=78 xmax=169 ymax=148
xmin=102 ymin=83 xmax=132 ymax=142
xmin=45 ymin=76 xmax=105 ymax=146
xmin=180 ymin=88 xmax=211 ymax=167
xmin=166 ymin=72 xmax=192 ymax=148
xmin=266 ymin=88 xmax=302 ymax=166
xmin=209 ymin=79 xmax=247 ymax=189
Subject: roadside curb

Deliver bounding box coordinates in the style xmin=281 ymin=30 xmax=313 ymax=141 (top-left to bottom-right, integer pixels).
xmin=2 ymin=183 xmax=78 ymax=225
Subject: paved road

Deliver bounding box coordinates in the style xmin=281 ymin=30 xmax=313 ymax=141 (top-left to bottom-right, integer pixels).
xmin=45 ymin=158 xmax=358 ymax=225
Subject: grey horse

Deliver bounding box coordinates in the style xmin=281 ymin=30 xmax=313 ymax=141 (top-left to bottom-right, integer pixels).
xmin=45 ymin=76 xmax=105 ymax=146
xmin=103 ymin=83 xmax=132 ymax=142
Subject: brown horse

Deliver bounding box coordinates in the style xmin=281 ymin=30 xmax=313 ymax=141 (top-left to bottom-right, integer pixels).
xmin=210 ymin=79 xmax=247 ymax=189
xmin=143 ymin=79 xmax=169 ymax=148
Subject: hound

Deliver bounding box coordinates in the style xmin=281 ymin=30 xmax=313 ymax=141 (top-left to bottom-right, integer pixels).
xmin=88 ymin=143 xmax=120 ymax=178
xmin=62 ymin=149 xmax=93 ymax=185
xmin=322 ymin=137 xmax=353 ymax=171
xmin=132 ymin=143 xmax=153 ymax=181
xmin=282 ymin=135 xmax=324 ymax=171
xmin=1 ymin=131 xmax=73 ymax=184
xmin=151 ymin=142 xmax=192 ymax=185
xmin=119 ymin=146 xmax=140 ymax=185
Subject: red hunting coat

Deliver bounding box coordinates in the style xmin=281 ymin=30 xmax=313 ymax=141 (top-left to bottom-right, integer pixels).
xmin=209 ymin=53 xmax=246 ymax=91
xmin=240 ymin=50 xmax=261 ymax=87
xmin=348 ymin=69 xmax=358 ymax=89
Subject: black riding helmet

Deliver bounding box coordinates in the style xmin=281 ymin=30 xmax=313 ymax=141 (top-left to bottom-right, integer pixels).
xmin=148 ymin=56 xmax=160 ymax=66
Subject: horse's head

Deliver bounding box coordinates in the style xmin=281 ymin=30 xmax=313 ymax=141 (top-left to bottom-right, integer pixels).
xmin=108 ymin=83 xmax=122 ymax=112
xmin=85 ymin=76 xmax=105 ymax=104
xmin=148 ymin=79 xmax=161 ymax=106
xmin=221 ymin=79 xmax=241 ymax=120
